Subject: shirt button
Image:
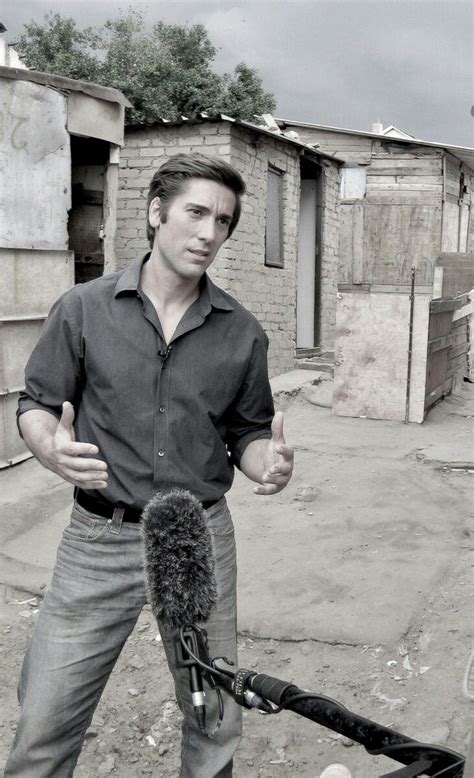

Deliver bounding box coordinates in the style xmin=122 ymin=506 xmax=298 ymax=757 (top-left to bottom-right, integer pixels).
xmin=158 ymin=450 xmax=165 ymax=457
xmin=159 ymin=406 xmax=165 ymax=413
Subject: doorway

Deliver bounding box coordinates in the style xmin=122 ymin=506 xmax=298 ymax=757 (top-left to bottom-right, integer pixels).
xmin=296 ymin=159 xmax=323 ymax=349
xmin=69 ymin=135 xmax=109 ymax=284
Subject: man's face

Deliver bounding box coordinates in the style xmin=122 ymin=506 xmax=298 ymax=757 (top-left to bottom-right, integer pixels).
xmin=149 ymin=178 xmax=236 ymax=280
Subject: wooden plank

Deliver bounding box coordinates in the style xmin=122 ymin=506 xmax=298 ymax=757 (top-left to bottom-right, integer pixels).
xmin=430 ymin=298 xmax=463 ymax=313
xmin=333 ymin=292 xmax=409 ymax=421
xmin=367 ymin=175 xmax=442 ymax=185
xmin=441 ymin=201 xmax=460 ymax=252
xmin=428 ymin=334 xmax=455 ymax=353
xmin=446 ymin=181 xmax=461 ymax=197
xmin=372 ymin=148 xmax=440 ymax=158
xmin=337 ymin=204 xmax=355 ymax=283
xmin=352 ymin=202 xmax=364 ymax=284
xmin=367 ymin=182 xmax=442 ymax=192
xmin=425 ymin=377 xmax=452 ymax=409
xmin=445 ymin=154 xmax=462 ymax=175
xmin=439 ymin=251 xmax=474 ymax=264
xmin=425 ymin=348 xmax=449 ymax=396
xmin=369 ymin=158 xmax=442 ymax=175
xmin=453 ymin=298 xmax=474 ymax=321
xmin=364 ymin=204 xmax=441 ymax=285
xmin=337 ymin=283 xmax=371 ymax=292
xmin=459 ymin=204 xmax=470 ymax=251
xmin=333 ymin=291 xmax=429 ymax=423
xmin=366 ymin=192 xmax=441 ymax=205
xmin=428 ymin=311 xmax=455 ymax=340
xmin=371 ymin=284 xmax=433 ymax=293
xmin=449 ymin=342 xmax=470 ymax=360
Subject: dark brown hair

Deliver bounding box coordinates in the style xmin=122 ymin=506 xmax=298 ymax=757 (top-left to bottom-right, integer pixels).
xmin=146 ymin=154 xmax=246 ymax=247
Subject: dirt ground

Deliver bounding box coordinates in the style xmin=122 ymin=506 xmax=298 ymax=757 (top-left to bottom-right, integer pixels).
xmin=0 ymin=551 xmax=471 ymax=778
xmin=1 ymin=381 xmax=473 ymax=777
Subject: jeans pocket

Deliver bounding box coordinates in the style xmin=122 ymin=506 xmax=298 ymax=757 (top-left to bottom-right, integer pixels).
xmin=63 ymin=506 xmax=112 ymax=543
xmin=204 ymin=500 xmax=234 ymax=537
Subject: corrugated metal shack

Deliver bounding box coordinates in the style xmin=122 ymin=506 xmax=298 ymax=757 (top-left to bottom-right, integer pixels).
xmin=0 ymin=66 xmax=130 ymax=467
xmin=277 ymin=118 xmax=474 ymax=421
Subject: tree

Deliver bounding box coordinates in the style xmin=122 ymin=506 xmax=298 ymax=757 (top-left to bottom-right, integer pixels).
xmin=100 ymin=14 xmax=227 ymax=123
xmin=222 ymin=63 xmax=276 ymax=119
xmin=16 ymin=13 xmax=102 ymax=84
xmin=15 ymin=11 xmax=276 ymax=124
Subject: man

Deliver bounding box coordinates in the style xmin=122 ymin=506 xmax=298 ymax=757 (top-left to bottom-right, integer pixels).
xmin=6 ymin=154 xmax=293 ymax=777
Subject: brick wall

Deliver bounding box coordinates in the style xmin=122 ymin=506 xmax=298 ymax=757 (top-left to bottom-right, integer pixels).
xmin=319 ymin=163 xmax=341 ymax=350
xmin=116 ymin=121 xmax=340 ymax=376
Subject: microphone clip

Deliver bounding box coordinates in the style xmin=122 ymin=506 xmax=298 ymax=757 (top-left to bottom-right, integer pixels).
xmin=174 ymin=626 xmax=209 ymax=671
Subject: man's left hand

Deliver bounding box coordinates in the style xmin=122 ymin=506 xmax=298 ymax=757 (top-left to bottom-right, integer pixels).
xmin=254 ymin=412 xmax=294 ymax=496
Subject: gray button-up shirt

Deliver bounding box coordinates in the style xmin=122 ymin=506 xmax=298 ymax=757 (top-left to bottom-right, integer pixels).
xmin=18 ymin=256 xmax=274 ymax=508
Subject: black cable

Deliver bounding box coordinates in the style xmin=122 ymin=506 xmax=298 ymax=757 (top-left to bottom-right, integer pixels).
xmin=202 ymin=687 xmax=225 ymax=739
xmin=178 ymin=637 xmax=465 ymax=773
xmin=267 ymin=690 xmax=351 ymax=715
xmin=178 ymin=627 xmax=229 ymax=739
xmin=179 ymin=627 xmax=234 ymax=682
xmin=268 ymin=692 xmax=464 ymax=774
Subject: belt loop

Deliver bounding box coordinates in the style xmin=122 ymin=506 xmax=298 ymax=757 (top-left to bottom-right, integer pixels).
xmin=111 ymin=505 xmax=125 ymax=534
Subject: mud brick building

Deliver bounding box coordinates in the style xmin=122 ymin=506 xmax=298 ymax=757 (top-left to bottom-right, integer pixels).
xmin=116 ymin=116 xmax=342 ymax=377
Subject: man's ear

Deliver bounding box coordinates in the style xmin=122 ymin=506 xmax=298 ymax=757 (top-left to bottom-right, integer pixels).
xmin=148 ymin=196 xmax=162 ymax=229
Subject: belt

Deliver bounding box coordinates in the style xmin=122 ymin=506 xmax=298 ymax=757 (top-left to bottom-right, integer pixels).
xmin=75 ymin=490 xmax=217 ymax=523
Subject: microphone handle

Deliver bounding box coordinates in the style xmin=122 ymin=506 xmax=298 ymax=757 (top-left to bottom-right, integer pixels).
xmin=248 ymin=674 xmax=464 ymax=775
xmin=183 ymin=634 xmax=206 ymax=730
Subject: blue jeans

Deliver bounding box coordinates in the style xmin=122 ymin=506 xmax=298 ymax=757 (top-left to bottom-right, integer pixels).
xmin=5 ymin=498 xmax=241 ymax=777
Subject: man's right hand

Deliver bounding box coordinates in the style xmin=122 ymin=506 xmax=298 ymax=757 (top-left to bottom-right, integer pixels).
xmin=46 ymin=402 xmax=108 ymax=490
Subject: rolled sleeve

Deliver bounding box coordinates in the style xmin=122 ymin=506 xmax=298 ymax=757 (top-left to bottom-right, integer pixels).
xmin=226 ymin=331 xmax=274 ymax=468
xmin=17 ymin=291 xmax=84 ymax=426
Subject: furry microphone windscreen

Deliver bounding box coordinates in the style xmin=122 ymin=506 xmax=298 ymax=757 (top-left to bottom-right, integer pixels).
xmin=141 ymin=489 xmax=218 ymax=630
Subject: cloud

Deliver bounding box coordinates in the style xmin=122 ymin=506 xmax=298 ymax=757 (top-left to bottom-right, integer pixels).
xmin=6 ymin=0 xmax=472 ymax=145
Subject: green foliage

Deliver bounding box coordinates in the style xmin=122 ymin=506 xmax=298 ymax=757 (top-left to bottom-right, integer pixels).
xmin=222 ymin=63 xmax=276 ymax=119
xmin=16 ymin=13 xmax=102 ymax=83
xmin=16 ymin=10 xmax=277 ymax=124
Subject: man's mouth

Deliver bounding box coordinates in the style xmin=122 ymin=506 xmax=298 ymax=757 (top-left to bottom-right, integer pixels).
xmin=189 ymin=250 xmax=210 ymax=258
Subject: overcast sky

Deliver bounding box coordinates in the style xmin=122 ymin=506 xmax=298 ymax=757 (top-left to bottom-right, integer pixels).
xmin=4 ymin=0 xmax=473 ymax=147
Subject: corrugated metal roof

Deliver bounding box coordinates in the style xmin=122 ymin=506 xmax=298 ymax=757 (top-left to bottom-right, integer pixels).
xmin=0 ymin=65 xmax=132 ymax=107
xmin=125 ymin=112 xmax=344 ymax=165
xmin=276 ymin=117 xmax=474 ymax=169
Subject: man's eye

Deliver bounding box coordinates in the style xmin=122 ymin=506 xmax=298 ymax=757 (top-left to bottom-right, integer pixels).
xmin=219 ymin=218 xmax=230 ymax=227
xmin=190 ymin=209 xmax=202 ymax=216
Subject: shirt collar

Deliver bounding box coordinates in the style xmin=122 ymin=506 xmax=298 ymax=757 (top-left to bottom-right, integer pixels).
xmin=114 ymin=256 xmax=145 ymax=297
xmin=202 ymin=275 xmax=234 ymax=312
xmin=114 ymin=254 xmax=234 ymax=312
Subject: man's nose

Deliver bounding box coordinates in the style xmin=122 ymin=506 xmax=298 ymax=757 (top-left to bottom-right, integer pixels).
xmin=197 ymin=217 xmax=216 ymax=242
